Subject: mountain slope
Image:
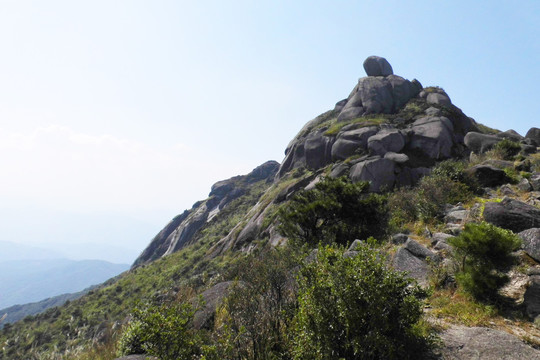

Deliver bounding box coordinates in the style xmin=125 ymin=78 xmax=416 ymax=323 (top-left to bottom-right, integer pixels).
xmin=2 ymin=56 xmax=540 ymax=359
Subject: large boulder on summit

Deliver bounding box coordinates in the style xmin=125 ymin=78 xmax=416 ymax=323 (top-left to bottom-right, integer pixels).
xmin=337 ymin=57 xmax=420 ymax=121
xmin=484 ymin=198 xmax=540 ymax=233
xmin=464 ymin=132 xmax=502 ymax=154
xmin=363 ymin=55 xmax=393 ymax=76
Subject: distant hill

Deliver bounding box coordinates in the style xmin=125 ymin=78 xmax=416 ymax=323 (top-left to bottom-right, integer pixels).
xmin=0 ymin=259 xmax=128 ymax=309
xmin=0 ymin=285 xmax=96 ymax=327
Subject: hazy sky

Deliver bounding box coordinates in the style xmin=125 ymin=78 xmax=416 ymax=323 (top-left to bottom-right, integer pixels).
xmin=0 ymin=1 xmax=538 ymax=262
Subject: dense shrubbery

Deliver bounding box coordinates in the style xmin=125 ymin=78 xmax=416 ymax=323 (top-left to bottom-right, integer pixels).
xmin=291 ymin=245 xmax=431 ymax=360
xmin=448 ymin=222 xmax=521 ymax=301
xmin=492 ymin=139 xmax=522 ymax=160
xmin=389 ymin=160 xmax=473 ymax=227
xmin=117 ymin=301 xmax=205 ymax=359
xmin=278 ymin=176 xmax=388 ymax=248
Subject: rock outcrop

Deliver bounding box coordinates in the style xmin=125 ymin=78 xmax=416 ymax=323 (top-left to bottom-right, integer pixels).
xmin=133 ymin=161 xmax=279 ymax=266
xmin=483 ymin=197 xmax=540 ymax=233
xmin=437 ymin=325 xmax=540 ymax=359
xmin=276 ymin=56 xmax=478 ymax=192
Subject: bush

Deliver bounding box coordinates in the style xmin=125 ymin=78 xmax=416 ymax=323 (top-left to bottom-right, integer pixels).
xmin=117 ymin=301 xmax=204 ymax=360
xmin=278 ymin=176 xmax=388 ymax=248
xmin=217 ymin=248 xmax=298 ymax=359
xmin=448 ymin=222 xmax=521 ymax=301
xmin=493 ymin=139 xmax=521 ymax=160
xmin=389 ymin=170 xmax=472 ymax=227
xmin=291 ymin=245 xmax=431 ymax=360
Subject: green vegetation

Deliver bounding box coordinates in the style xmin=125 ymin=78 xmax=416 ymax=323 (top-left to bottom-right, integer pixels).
xmin=389 ymin=160 xmax=473 ymax=228
xmin=448 ymin=222 xmax=522 ymax=301
xmin=291 ymin=245 xmax=431 ymax=360
xmin=493 ymin=139 xmax=522 ymax=160
xmin=117 ymin=301 xmax=204 ymax=359
xmin=324 ymin=116 xmax=387 ymax=136
xmin=278 ymin=176 xmax=388 ymax=248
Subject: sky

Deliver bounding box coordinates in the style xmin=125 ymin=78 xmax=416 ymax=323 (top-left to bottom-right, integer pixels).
xmin=0 ymin=1 xmax=538 ymax=263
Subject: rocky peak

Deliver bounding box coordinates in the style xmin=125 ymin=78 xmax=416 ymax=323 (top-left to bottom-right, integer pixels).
xmin=276 ymin=56 xmax=478 ymax=190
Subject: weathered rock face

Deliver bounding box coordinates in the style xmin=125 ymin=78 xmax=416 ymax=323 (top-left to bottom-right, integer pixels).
xmin=407 ymin=116 xmax=454 ymax=160
xmin=437 ymin=325 xmax=540 ymax=359
xmin=484 ymin=198 xmax=540 ymax=233
xmin=518 ymin=228 xmax=540 ymax=262
xmin=526 ymin=127 xmax=540 ymax=145
xmin=464 ymin=132 xmax=502 ymax=154
xmin=392 ymin=239 xmax=437 ymax=287
xmin=193 ymin=281 xmax=238 ymax=330
xmin=133 ymin=161 xmax=279 ymax=267
xmin=465 ymin=164 xmax=511 ymax=187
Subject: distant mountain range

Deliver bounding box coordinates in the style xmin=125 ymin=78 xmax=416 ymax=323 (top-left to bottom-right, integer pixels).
xmin=0 ymin=258 xmax=128 ymax=309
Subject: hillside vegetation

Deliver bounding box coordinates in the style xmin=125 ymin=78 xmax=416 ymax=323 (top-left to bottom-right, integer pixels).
xmin=2 ymin=56 xmax=540 ymax=359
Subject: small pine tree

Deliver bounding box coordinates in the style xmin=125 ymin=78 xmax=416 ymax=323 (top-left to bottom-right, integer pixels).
xmin=278 ymin=176 xmax=388 ymax=248
xmin=449 ymin=222 xmax=521 ymax=300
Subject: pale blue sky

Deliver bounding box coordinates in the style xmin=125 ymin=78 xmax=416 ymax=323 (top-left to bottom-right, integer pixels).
xmin=0 ymin=1 xmax=538 ymax=261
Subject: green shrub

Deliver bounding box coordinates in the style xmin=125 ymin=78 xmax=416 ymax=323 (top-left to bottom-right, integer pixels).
xmin=389 ymin=169 xmax=472 ymax=227
xmin=278 ymin=176 xmax=388 ymax=248
xmin=448 ymin=222 xmax=521 ymax=301
xmin=493 ymin=139 xmax=521 ymax=160
xmin=291 ymin=245 xmax=431 ymax=360
xmin=117 ymin=301 xmax=204 ymax=360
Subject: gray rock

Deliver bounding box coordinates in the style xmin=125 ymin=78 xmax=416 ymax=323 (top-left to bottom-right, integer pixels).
xmin=329 ymin=163 xmax=350 ymax=178
xmin=481 ymin=159 xmax=515 ymax=169
xmin=497 ymin=129 xmax=524 ymax=142
xmin=384 ymin=151 xmax=409 ymax=164
xmin=115 ymin=356 xmax=158 ymax=360
xmin=530 ymin=174 xmax=540 ymax=192
xmin=334 ymin=98 xmax=348 ymax=112
xmin=445 ymin=209 xmax=469 ymax=224
xmin=348 ymin=239 xmax=363 ymax=251
xmin=330 ymin=127 xmax=377 ymax=160
xmin=464 ymin=132 xmax=502 ymax=154
xmin=431 ymin=232 xmax=454 ymax=245
xmin=387 ymin=75 xmax=419 ymax=109
xmin=409 ymin=116 xmax=454 ymax=160
xmin=434 ymin=241 xmax=452 ymax=251
xmin=424 ymin=106 xmax=441 ymax=116
xmin=304 ymin=131 xmax=334 ymax=170
xmin=367 ymin=129 xmax=405 ymax=156
xmin=518 ymin=178 xmax=533 ymax=192
xmin=484 ymin=198 xmax=540 ymax=232
xmin=404 ymin=239 xmax=437 ymax=260
xmin=526 ymin=127 xmax=540 ymax=145
xmin=349 ymin=157 xmax=396 ymax=192
xmin=337 ymin=106 xmax=364 ymax=122
xmin=193 ymin=281 xmax=238 ymax=329
xmin=438 ymin=325 xmax=540 ymax=359
xmin=524 ymin=275 xmax=540 ymax=319
xmin=391 ymin=233 xmax=409 ymax=244
xmin=518 ymin=228 xmax=540 ymax=262
xmin=500 ymin=184 xmax=516 ymax=196
xmin=427 ymin=92 xmax=451 ymax=106
xmin=356 ymin=76 xmax=394 ymax=115
xmin=465 ymin=165 xmax=511 ymax=187
xmin=392 ymin=247 xmax=430 ymax=286
xmin=363 ymin=55 xmax=393 ymax=77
